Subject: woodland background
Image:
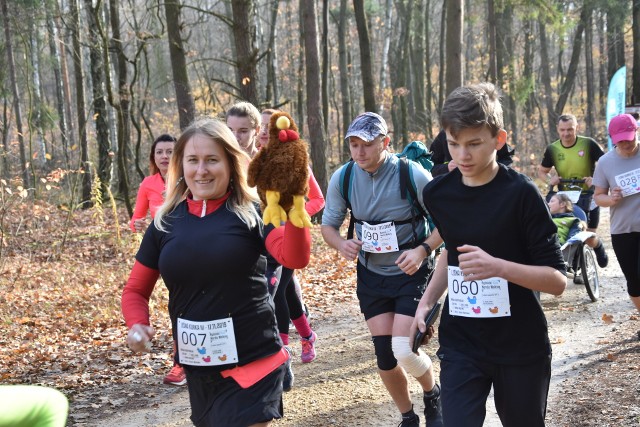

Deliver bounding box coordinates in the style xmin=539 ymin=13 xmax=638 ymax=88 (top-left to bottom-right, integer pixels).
xmin=1 ymin=2 xmax=639 ymax=422
xmin=0 ymin=0 xmax=638 ymax=220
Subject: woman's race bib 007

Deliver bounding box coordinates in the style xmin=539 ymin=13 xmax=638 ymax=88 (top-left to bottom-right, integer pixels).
xmin=615 ymin=168 xmax=640 ymax=197
xmin=447 ymin=266 xmax=511 ymax=318
xmin=177 ymin=317 xmax=239 ymax=366
xmin=361 ymin=221 xmax=399 ymax=253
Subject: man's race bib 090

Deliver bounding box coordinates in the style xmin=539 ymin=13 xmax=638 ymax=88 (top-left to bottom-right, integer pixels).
xmin=177 ymin=317 xmax=238 ymax=366
xmin=447 ymin=266 xmax=511 ymax=318
xmin=614 ymin=168 xmax=640 ymax=197
xmin=361 ymin=221 xmax=399 ymax=253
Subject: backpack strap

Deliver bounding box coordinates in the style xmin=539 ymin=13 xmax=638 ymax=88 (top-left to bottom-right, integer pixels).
xmin=399 ymin=157 xmax=429 ymax=220
xmin=339 ymin=160 xmax=356 ymax=240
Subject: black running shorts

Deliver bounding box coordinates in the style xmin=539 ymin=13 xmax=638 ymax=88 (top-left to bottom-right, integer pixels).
xmin=356 ymin=261 xmax=429 ymax=320
xmin=186 ymin=363 xmax=285 ymax=427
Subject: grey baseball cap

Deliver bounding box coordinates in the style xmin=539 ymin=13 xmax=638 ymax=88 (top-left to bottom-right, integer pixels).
xmin=345 ymin=112 xmax=388 ymax=141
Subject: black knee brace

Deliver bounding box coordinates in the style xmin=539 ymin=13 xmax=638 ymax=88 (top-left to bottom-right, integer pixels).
xmin=372 ymin=335 xmax=397 ymax=371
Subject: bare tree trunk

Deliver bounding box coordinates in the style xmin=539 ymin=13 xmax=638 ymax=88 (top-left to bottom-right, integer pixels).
xmin=437 ymin=1 xmax=446 ymax=112
xmin=487 ymin=0 xmax=497 ymax=82
xmin=412 ymin=0 xmax=427 ymax=133
xmin=301 ymin=0 xmax=328 ymax=199
xmin=379 ymin=0 xmax=393 ymax=113
xmin=84 ymin=0 xmax=111 ymax=197
xmin=606 ymin=2 xmax=626 ymax=81
xmin=584 ymin=10 xmax=596 ymax=135
xmin=321 ymin=0 xmax=329 ymax=131
xmin=539 ymin=21 xmax=557 ymax=142
xmin=464 ymin=0 xmax=472 ymax=81
xmin=336 ymin=0 xmax=352 ymax=161
xmin=69 ymin=0 xmax=92 ymax=206
xmin=445 ymin=0 xmax=463 ymax=96
xmin=108 ymin=0 xmax=133 ymax=216
xmin=28 ymin=14 xmax=47 ymax=170
xmin=265 ymin=0 xmax=280 ymax=106
xmin=1 ymin=0 xmax=28 ymax=186
xmin=45 ymin=3 xmax=69 ymax=168
xmin=633 ymin=0 xmax=640 ymax=104
xmin=54 ymin=0 xmax=76 ymax=153
xmin=555 ymin=5 xmax=588 ymax=115
xmin=496 ymin=2 xmax=516 ymax=142
xmin=231 ymin=0 xmax=259 ymax=105
xmin=164 ymin=0 xmax=195 ymax=130
xmin=296 ymin=5 xmax=305 ymax=131
xmin=353 ymin=0 xmax=376 ymax=112
xmin=0 ymin=103 xmax=9 ymax=175
xmin=1 ymin=99 xmax=9 ymax=177
xmin=522 ymin=19 xmax=535 ymax=117
xmin=391 ymin=0 xmax=413 ymax=148
xmin=424 ymin=0 xmax=433 ymax=137
xmin=597 ymin=11 xmax=607 ymax=108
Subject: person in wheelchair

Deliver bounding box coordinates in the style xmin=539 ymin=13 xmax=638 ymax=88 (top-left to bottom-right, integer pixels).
xmin=548 ymin=193 xmax=609 ymax=271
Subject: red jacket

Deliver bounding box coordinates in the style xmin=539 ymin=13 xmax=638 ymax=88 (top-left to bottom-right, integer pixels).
xmin=129 ymin=173 xmax=165 ymax=231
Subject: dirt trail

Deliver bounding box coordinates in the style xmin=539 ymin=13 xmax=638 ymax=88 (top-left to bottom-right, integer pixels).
xmin=85 ymin=208 xmax=639 ymax=427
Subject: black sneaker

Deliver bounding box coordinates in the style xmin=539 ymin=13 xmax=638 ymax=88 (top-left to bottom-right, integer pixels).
xmin=573 ymin=274 xmax=584 ymax=285
xmin=424 ymin=384 xmax=444 ymax=427
xmin=398 ymin=413 xmax=420 ymax=427
xmin=283 ymin=346 xmax=294 ymax=392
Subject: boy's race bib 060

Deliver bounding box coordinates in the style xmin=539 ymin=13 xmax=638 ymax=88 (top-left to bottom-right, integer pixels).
xmin=447 ymin=266 xmax=511 ymax=318
xmin=614 ymin=168 xmax=640 ymax=197
xmin=177 ymin=317 xmax=238 ymax=366
xmin=361 ymin=221 xmax=399 ymax=253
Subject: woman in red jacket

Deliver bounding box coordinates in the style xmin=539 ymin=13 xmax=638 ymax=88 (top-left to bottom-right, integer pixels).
xmin=129 ymin=134 xmax=176 ymax=232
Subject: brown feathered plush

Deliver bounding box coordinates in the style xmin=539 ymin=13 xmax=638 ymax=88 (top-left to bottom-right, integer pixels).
xmin=247 ymin=111 xmax=312 ymax=228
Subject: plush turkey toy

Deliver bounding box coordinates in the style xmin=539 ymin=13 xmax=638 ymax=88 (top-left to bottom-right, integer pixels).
xmin=247 ymin=111 xmax=312 ymax=228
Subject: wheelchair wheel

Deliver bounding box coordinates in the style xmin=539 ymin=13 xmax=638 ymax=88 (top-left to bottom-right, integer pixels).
xmin=580 ymin=245 xmax=599 ymax=302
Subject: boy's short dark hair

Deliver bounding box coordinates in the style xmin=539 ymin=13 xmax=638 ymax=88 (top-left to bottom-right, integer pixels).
xmin=440 ymin=82 xmax=503 ymax=138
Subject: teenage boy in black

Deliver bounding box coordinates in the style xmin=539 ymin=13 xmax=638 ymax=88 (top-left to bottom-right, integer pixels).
xmin=410 ymin=83 xmax=567 ymax=427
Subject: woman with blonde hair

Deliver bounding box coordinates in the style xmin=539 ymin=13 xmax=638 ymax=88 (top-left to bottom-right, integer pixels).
xmin=121 ymin=117 xmax=311 ymax=426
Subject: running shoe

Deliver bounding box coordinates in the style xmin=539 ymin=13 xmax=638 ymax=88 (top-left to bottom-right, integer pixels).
xmin=300 ymin=331 xmax=317 ymax=363
xmin=283 ymin=346 xmax=294 ymax=392
xmin=424 ymin=383 xmax=443 ymax=427
xmin=163 ymin=364 xmax=187 ymax=386
xmin=573 ymin=273 xmax=584 ymax=285
xmin=397 ymin=413 xmax=420 ymax=427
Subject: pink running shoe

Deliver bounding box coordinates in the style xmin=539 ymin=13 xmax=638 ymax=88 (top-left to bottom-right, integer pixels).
xmin=163 ymin=364 xmax=187 ymax=386
xmin=300 ymin=331 xmax=317 ymax=363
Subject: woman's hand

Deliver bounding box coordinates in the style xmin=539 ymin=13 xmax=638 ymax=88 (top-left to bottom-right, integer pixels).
xmin=133 ymin=219 xmax=148 ymax=233
xmin=127 ymin=324 xmax=155 ymax=353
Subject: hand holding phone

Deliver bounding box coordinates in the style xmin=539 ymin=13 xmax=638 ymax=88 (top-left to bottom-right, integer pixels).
xmin=412 ymin=302 xmax=442 ymax=353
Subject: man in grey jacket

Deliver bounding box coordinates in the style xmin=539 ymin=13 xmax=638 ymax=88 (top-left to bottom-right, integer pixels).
xmin=321 ymin=112 xmax=443 ymax=427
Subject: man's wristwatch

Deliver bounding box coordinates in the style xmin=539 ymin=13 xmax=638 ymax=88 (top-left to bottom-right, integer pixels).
xmin=420 ymin=242 xmax=432 ymax=257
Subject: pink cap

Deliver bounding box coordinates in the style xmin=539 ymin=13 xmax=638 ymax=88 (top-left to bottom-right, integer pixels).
xmin=608 ymin=114 xmax=638 ymax=144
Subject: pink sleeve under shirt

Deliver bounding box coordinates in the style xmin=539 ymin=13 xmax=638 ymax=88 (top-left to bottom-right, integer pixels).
xmin=305 ymin=168 xmax=325 ymax=216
